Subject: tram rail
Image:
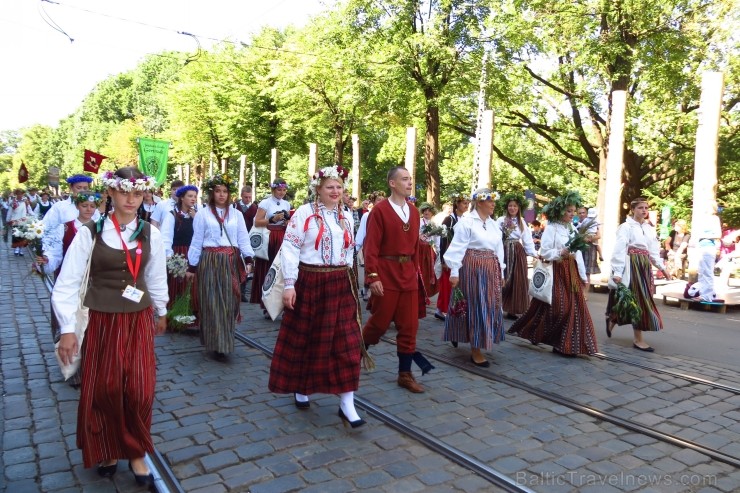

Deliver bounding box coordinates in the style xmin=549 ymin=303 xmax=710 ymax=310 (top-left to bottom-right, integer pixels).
xmin=381 ymin=336 xmax=740 ymax=469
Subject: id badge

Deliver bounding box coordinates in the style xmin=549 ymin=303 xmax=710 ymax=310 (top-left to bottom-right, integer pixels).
xmin=122 ymin=285 xmax=145 ymax=303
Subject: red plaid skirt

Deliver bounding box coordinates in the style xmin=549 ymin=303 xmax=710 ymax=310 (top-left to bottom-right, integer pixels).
xmin=269 ymin=264 xmax=361 ymax=395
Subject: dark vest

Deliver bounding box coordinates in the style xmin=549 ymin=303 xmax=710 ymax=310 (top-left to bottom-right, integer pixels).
xmin=83 ymin=222 xmax=153 ymax=313
xmin=170 ymin=210 xmax=194 ymax=247
xmin=38 ymin=202 xmax=53 ymax=218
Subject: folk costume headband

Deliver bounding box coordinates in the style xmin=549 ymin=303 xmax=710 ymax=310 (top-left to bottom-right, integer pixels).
xmin=309 ymin=165 xmax=349 ymax=195
xmin=471 ymin=190 xmax=500 ymax=202
xmin=498 ymin=192 xmax=527 ymax=213
xmin=73 ymin=192 xmax=103 ymax=206
xmin=175 ymin=185 xmax=199 ymax=197
xmin=203 ymin=173 xmax=236 ymax=194
xmin=542 ymin=190 xmax=583 ymax=221
xmin=449 ymin=192 xmax=470 ymax=203
xmin=270 ymin=180 xmax=289 ymax=190
xmin=66 ymin=174 xmax=93 ymax=185
xmin=101 ymin=171 xmax=157 ymax=192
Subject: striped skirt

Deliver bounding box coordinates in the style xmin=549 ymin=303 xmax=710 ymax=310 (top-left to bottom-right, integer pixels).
xmin=606 ymin=248 xmax=663 ymax=331
xmin=197 ymin=247 xmax=245 ymax=353
xmin=509 ymin=257 xmax=598 ymax=355
xmin=583 ymin=243 xmax=601 ymax=275
xmin=167 ymin=245 xmax=198 ymax=322
xmin=250 ymin=227 xmax=286 ymax=306
xmin=502 ymin=240 xmax=529 ymax=315
xmin=443 ymin=249 xmax=504 ymax=350
xmin=269 ymin=264 xmax=362 ymax=395
xmin=418 ymin=242 xmax=439 ymax=298
xmin=77 ymin=307 xmax=156 ymax=468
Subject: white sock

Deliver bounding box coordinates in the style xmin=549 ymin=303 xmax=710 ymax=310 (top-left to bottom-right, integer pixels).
xmin=339 ymin=392 xmax=361 ymax=422
xmin=295 ymin=393 xmax=309 ymax=403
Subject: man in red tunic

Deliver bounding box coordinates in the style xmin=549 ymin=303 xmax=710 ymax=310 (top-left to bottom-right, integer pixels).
xmin=362 ymin=167 xmax=430 ymax=393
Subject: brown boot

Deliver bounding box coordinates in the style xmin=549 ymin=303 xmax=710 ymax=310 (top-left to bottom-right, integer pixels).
xmin=397 ymin=371 xmax=424 ymax=393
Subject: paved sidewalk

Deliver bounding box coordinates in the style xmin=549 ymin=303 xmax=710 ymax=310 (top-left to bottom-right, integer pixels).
xmin=2 ymin=239 xmax=740 ymax=492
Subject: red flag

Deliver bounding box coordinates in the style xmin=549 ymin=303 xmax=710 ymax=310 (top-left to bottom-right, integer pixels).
xmin=83 ymin=149 xmax=107 ymax=173
xmin=18 ymin=162 xmax=29 ymax=183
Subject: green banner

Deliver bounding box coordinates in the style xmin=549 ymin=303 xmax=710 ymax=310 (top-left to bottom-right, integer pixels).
xmin=137 ymin=137 xmax=170 ymax=186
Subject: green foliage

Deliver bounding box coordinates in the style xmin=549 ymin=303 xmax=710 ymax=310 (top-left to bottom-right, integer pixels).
xmin=611 ymin=283 xmax=643 ymax=325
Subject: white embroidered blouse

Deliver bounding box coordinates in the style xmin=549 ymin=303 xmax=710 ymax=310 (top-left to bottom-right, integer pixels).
xmin=188 ymin=206 xmax=253 ymax=266
xmin=443 ymin=210 xmax=505 ymax=278
xmin=496 ymin=215 xmax=537 ymax=256
xmin=539 ymin=221 xmax=587 ymax=282
xmin=281 ymin=202 xmax=355 ymax=288
xmin=258 ymin=196 xmax=292 ymax=224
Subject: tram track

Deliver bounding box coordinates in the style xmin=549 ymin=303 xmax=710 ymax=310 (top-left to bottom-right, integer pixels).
xmin=37 ymin=255 xmax=183 ymax=493
xmin=381 ymin=335 xmax=740 ymax=469
xmin=235 ymin=331 xmax=536 ymax=493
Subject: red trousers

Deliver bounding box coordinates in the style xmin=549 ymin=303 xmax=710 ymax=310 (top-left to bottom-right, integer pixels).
xmin=363 ymin=288 xmax=419 ymax=353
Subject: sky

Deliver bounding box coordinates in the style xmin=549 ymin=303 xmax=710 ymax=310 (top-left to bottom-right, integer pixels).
xmin=0 ymin=0 xmax=334 ymax=132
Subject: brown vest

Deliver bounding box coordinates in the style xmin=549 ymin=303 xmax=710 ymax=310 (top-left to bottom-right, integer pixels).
xmin=83 ymin=222 xmax=153 ymax=313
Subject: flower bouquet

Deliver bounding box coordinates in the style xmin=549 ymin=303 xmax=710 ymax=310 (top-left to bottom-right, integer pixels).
xmin=449 ymin=287 xmax=468 ymax=318
xmin=12 ymin=216 xmax=45 ymax=255
xmin=501 ymin=217 xmax=518 ymax=240
xmin=420 ymin=223 xmax=449 ymax=243
xmin=610 ymin=284 xmax=642 ymax=325
xmin=166 ymin=254 xmax=189 ymax=278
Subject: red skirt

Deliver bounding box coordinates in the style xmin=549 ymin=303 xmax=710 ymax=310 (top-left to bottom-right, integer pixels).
xmin=418 ymin=242 xmax=439 ymax=298
xmin=437 ymin=269 xmax=452 ymax=313
xmin=508 ymin=257 xmax=598 ymax=355
xmin=502 ymin=240 xmax=530 ymax=315
xmin=269 ymin=264 xmax=361 ymax=395
xmin=77 ymin=308 xmax=156 ymax=467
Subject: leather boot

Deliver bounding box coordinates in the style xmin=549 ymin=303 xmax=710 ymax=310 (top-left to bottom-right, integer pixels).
xmin=397 ymin=371 xmax=424 ymax=393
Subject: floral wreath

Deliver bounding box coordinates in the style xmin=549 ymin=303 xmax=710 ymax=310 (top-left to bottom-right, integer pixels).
xmin=542 ymin=190 xmax=583 ymax=221
xmin=73 ymin=192 xmax=103 ymax=206
xmin=309 ymin=165 xmax=349 ymax=194
xmin=471 ymin=190 xmax=500 ymax=202
xmin=203 ymin=173 xmax=236 ymax=194
xmin=418 ymin=202 xmax=436 ymax=213
xmin=66 ymin=174 xmax=93 ymax=185
xmin=101 ymin=171 xmax=158 ymax=192
xmin=175 ymin=185 xmax=199 ymax=198
xmin=406 ymin=195 xmax=417 ymax=204
xmin=498 ymin=192 xmax=527 ymax=214
xmin=270 ymin=180 xmax=289 ymax=190
xmin=448 ymin=192 xmax=470 ymax=203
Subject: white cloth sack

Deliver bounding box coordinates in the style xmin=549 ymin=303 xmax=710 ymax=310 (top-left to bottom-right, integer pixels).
xmin=528 ymin=259 xmax=553 ymax=305
xmin=249 ymin=226 xmax=270 ymax=260
xmin=261 ymin=246 xmax=285 ymax=320
xmin=55 ymin=237 xmax=95 ymax=380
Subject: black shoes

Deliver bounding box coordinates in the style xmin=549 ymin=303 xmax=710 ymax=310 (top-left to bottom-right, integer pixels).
xmin=505 ymin=313 xmax=519 ymax=320
xmin=633 ymin=344 xmax=654 ymax=352
xmin=450 ymin=341 xmax=458 ymax=348
xmin=338 ymin=407 xmax=366 ymax=428
xmin=213 ymin=351 xmax=228 ymax=362
xmin=294 ymin=394 xmax=310 ymax=410
xmin=129 ymin=462 xmax=154 ymax=487
xmin=606 ymin=318 xmax=614 ymax=338
xmin=434 ymin=312 xmax=446 ymax=321
xmin=470 ymin=356 xmax=490 ymax=368
xmin=97 ymin=462 xmax=118 ymax=478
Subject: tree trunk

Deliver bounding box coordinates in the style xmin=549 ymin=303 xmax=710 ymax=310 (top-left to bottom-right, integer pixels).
xmin=334 ymin=124 xmax=345 ymax=167
xmin=424 ymin=93 xmax=441 ymax=207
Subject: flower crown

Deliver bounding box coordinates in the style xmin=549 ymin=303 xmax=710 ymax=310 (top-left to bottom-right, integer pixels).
xmin=472 ymin=190 xmax=500 ymax=202
xmin=309 ymin=165 xmax=349 ymax=194
xmin=101 ymin=171 xmax=157 ymax=192
xmin=449 ymin=192 xmax=470 ymax=203
xmin=66 ymin=174 xmax=93 ymax=185
xmin=270 ymin=181 xmax=289 ymax=190
xmin=498 ymin=192 xmax=527 ymax=212
xmin=542 ymin=190 xmax=583 ymax=221
xmin=406 ymin=196 xmax=417 ymax=204
xmin=203 ymin=174 xmax=236 ymax=194
xmin=73 ymin=192 xmax=103 ymax=205
xmin=175 ymin=185 xmax=199 ymax=198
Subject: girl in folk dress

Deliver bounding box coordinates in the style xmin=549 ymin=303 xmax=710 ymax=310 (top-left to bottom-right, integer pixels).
xmin=187 ymin=175 xmax=253 ymax=361
xmin=161 ymin=185 xmax=199 ymax=326
xmin=268 ymin=165 xmax=367 ymax=427
xmin=418 ymin=202 xmax=439 ymax=299
xmin=251 ymin=178 xmax=292 ymax=318
xmin=443 ymin=189 xmax=505 ymax=367
xmin=607 ymin=198 xmax=672 ymax=352
xmin=508 ymin=191 xmax=599 ymax=357
xmin=7 ymin=188 xmax=34 ymax=256
xmin=436 ymin=193 xmax=470 ymax=321
xmin=138 ymin=189 xmax=157 ymax=222
xmin=496 ymin=193 xmax=537 ymax=319
xmin=52 ymin=167 xmax=167 ymax=486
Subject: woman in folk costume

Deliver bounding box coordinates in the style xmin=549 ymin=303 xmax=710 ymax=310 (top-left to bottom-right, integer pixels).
xmin=508 ymin=191 xmax=598 ymax=357
xmin=52 ymin=167 xmax=167 ymax=486
xmin=138 ymin=189 xmax=157 ymax=222
xmin=418 ymin=202 xmax=439 ymax=299
xmin=443 ymin=189 xmax=505 ymax=367
xmin=435 ymin=193 xmax=470 ymax=321
xmin=7 ymin=188 xmax=34 ymax=256
xmin=251 ymin=177 xmax=292 ymax=318
xmin=39 ymin=191 xmax=102 ymax=366
xmin=269 ymin=165 xmax=369 ymax=427
xmin=607 ymin=197 xmax=671 ymax=352
xmin=496 ymin=193 xmax=537 ymax=319
xmin=161 ymin=185 xmax=199 ymax=326
xmin=187 ymin=174 xmax=253 ymax=362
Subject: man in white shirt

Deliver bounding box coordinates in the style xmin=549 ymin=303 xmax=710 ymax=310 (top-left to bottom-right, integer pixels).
xmin=150 ymin=180 xmax=184 ymax=229
xmin=42 ymin=175 xmax=98 ymax=254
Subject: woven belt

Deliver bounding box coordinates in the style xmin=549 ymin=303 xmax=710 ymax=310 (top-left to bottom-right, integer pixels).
xmin=627 ymin=247 xmax=649 ymax=256
xmin=380 ymin=255 xmax=411 ymax=263
xmin=299 ymin=263 xmax=349 ymax=273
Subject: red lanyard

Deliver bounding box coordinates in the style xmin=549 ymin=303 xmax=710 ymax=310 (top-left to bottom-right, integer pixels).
xmin=304 ymin=205 xmax=351 ymax=250
xmin=111 ymin=215 xmax=142 ymax=286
